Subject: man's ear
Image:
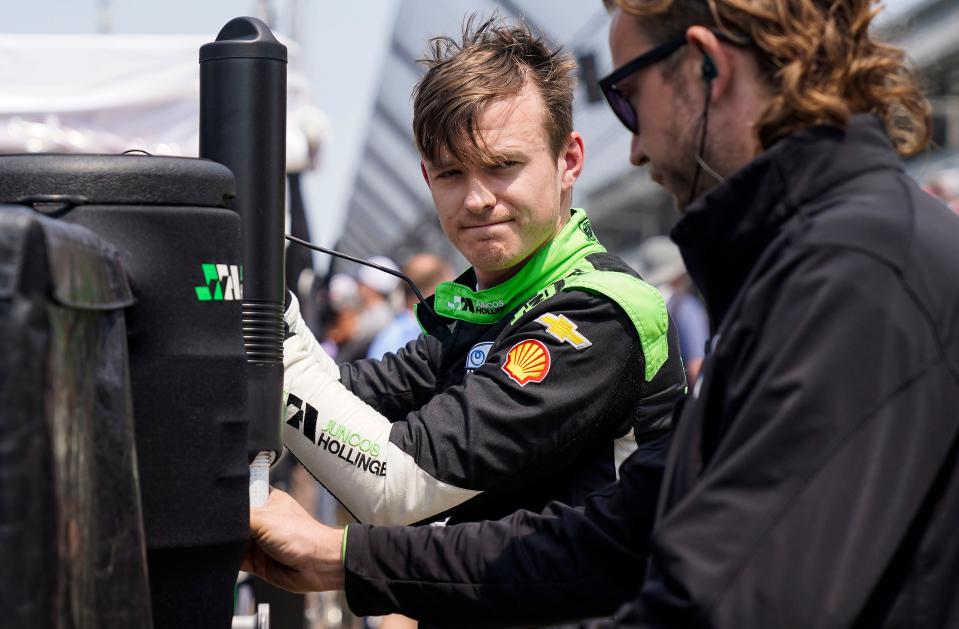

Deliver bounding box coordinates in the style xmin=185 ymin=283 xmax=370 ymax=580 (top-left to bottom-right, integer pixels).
xmin=420 ymin=161 xmax=431 ymax=189
xmin=561 ymin=131 xmax=586 ymax=191
xmin=686 ymin=26 xmax=733 ymax=102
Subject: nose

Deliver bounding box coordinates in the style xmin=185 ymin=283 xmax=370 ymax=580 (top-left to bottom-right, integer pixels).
xmin=464 ymin=175 xmax=495 ymax=214
xmin=629 ymin=134 xmax=647 ymax=167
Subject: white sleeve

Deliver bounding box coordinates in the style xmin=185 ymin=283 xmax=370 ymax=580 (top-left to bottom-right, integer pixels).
xmin=282 ymin=294 xmax=480 ymax=525
xmin=284 ymin=292 xmax=339 ymax=379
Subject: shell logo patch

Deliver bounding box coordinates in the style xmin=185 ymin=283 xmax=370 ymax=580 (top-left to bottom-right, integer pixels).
xmin=502 ymin=339 xmax=551 ymax=386
xmin=535 ymin=313 xmax=592 ymax=350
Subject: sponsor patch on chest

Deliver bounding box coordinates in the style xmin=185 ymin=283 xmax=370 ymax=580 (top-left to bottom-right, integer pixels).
xmin=535 ymin=312 xmax=592 ymax=350
xmin=501 ymin=339 xmax=551 ymax=386
xmin=465 ymin=341 xmax=494 ymax=371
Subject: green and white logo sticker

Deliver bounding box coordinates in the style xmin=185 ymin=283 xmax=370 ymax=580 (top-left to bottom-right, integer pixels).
xmin=194 ymin=263 xmax=243 ymax=301
xmin=446 ymin=294 xmax=505 ymax=315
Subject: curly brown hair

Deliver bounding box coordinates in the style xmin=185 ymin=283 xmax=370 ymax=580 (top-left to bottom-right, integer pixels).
xmin=412 ymin=14 xmax=577 ymax=167
xmin=609 ymin=0 xmax=931 ymax=156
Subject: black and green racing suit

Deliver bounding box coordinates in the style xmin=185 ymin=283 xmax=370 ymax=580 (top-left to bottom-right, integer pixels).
xmin=282 ymin=209 xmax=686 ymax=527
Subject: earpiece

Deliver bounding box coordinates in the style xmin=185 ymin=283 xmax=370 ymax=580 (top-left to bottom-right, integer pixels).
xmin=701 ymin=56 xmax=717 ymax=83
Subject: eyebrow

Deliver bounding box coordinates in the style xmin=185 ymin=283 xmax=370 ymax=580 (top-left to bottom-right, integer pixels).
xmin=481 ymin=148 xmax=530 ymax=167
xmin=426 ymin=158 xmax=459 ymax=170
xmin=428 ymin=147 xmax=527 ymax=171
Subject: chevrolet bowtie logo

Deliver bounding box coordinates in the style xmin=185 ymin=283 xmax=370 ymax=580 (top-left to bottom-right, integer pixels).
xmin=535 ymin=313 xmax=592 ymax=350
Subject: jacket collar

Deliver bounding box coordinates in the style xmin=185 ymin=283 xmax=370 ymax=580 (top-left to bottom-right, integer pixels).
xmin=417 ymin=209 xmax=605 ymax=330
xmin=671 ymin=114 xmax=903 ymax=327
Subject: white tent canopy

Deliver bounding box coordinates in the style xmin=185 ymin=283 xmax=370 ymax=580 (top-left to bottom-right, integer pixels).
xmin=0 ymin=34 xmax=326 ymax=172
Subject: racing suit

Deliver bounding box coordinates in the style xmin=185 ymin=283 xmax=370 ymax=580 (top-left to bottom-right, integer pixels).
xmin=282 ymin=209 xmax=686 ymax=526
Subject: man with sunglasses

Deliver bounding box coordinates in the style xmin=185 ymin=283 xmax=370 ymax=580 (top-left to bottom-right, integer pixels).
xmin=245 ymin=1 xmax=959 ymax=627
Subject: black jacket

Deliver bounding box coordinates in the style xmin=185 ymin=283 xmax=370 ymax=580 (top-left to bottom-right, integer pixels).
xmin=613 ymin=115 xmax=959 ymax=627
xmin=343 ymin=116 xmax=959 ymax=628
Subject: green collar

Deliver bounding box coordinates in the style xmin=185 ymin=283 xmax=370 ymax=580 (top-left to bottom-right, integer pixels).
xmin=427 ymin=209 xmax=605 ymax=325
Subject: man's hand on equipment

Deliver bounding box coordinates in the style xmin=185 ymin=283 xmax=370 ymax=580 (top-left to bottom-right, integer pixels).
xmin=243 ymin=488 xmax=345 ymax=593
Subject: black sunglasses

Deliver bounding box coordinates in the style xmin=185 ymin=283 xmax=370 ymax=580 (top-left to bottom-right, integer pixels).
xmin=598 ymin=31 xmax=736 ymax=134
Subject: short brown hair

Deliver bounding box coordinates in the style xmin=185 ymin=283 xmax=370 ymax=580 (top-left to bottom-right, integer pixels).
xmin=412 ymin=14 xmax=577 ymax=166
xmin=610 ymin=0 xmax=931 ymax=157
